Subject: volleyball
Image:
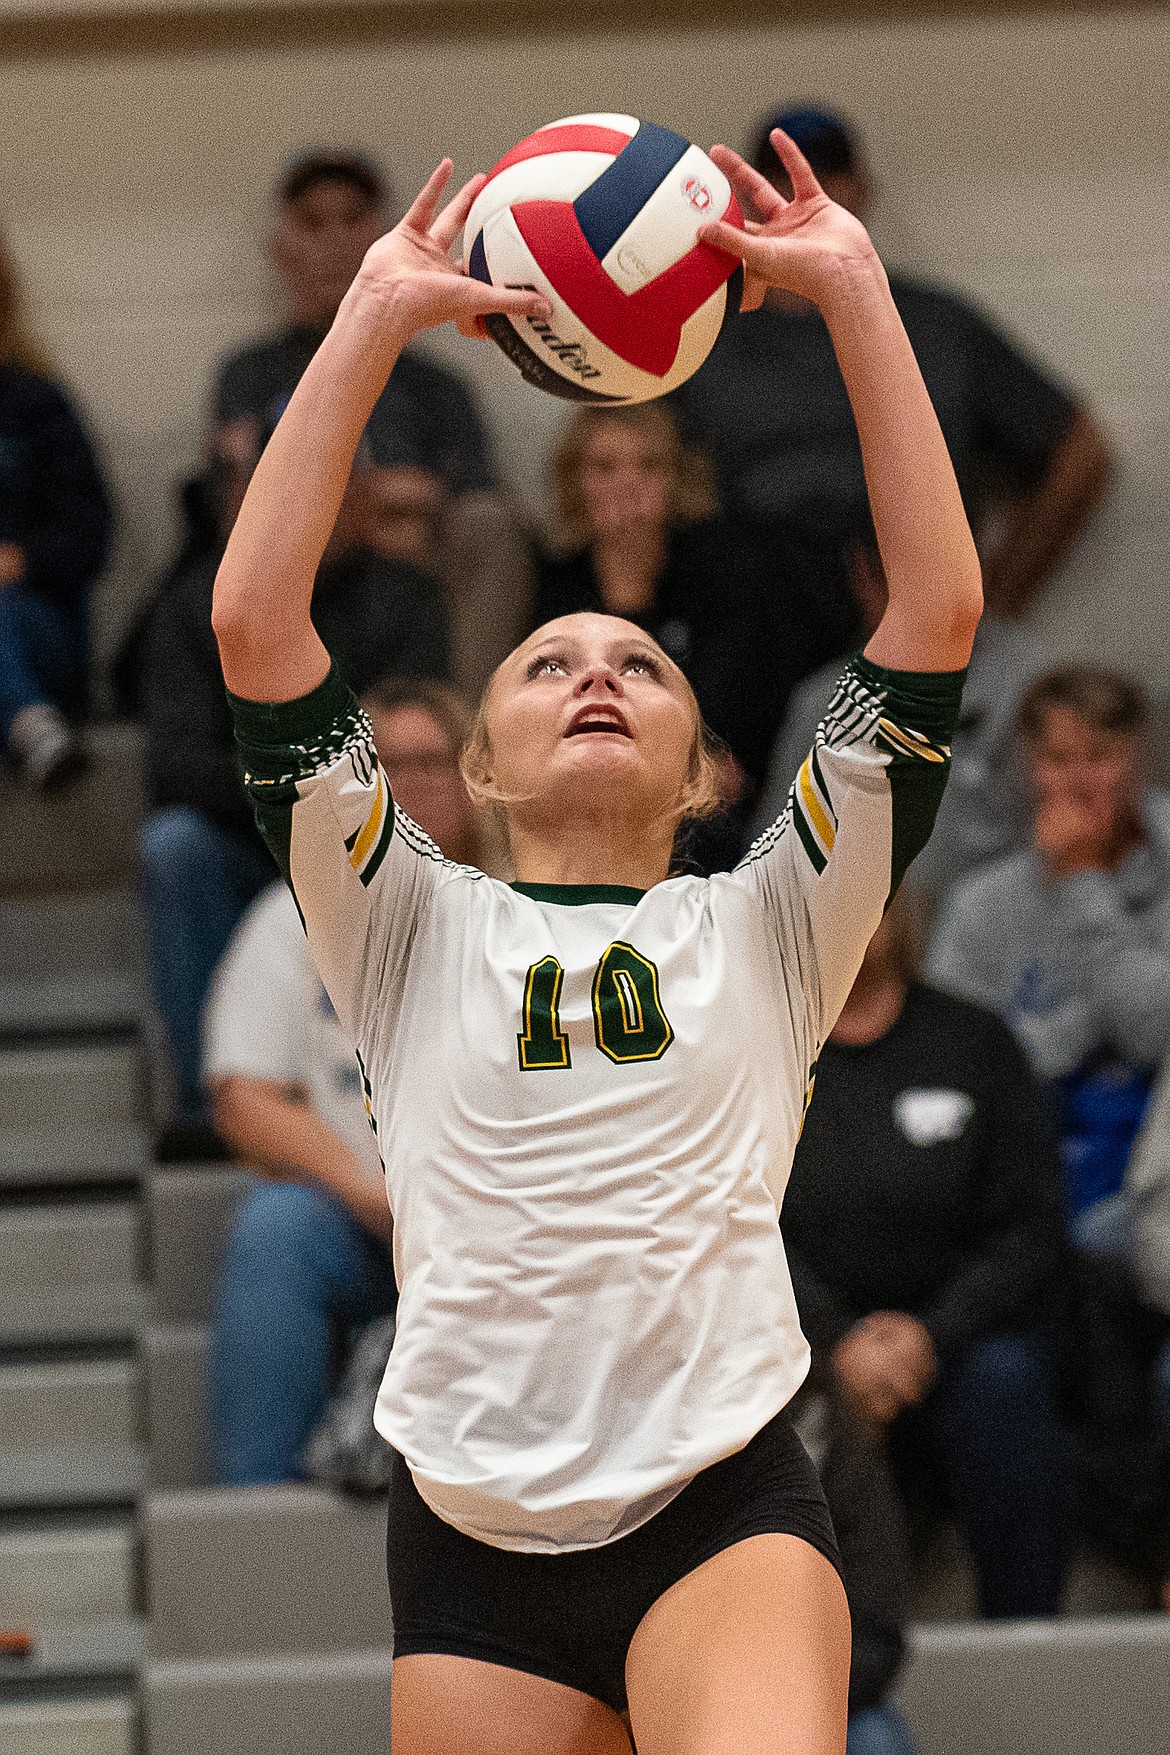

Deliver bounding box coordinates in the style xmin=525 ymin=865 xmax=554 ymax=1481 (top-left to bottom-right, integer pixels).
xmin=464 ymin=113 xmax=744 ymax=405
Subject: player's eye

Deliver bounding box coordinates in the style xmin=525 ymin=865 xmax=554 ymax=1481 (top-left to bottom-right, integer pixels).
xmin=623 ymin=653 xmax=662 ymax=679
xmin=526 ymin=654 xmax=568 ymax=680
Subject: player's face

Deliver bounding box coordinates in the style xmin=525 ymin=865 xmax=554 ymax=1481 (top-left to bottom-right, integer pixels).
xmin=486 ymin=614 xmax=696 ymax=830
xmin=273 ymin=180 xmax=386 ymax=328
xmin=578 ymin=421 xmax=673 ymax=540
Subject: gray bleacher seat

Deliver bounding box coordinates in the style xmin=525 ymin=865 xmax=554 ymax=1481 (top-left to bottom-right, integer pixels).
xmin=143 ymin=1323 xmax=211 ymax=1490
xmin=145 ymin=1485 xmax=389 ymax=1659
xmin=0 ymin=1357 xmax=144 ymax=1511
xmin=147 ymin=1167 xmax=254 ymax=1324
xmin=898 ymin=1615 xmax=1170 ymax=1755
xmin=0 ymin=723 xmax=144 ymax=900
xmin=0 ymin=1200 xmax=146 ymax=1348
xmin=0 ymin=890 xmax=147 ymax=1035
xmin=145 ymin=1649 xmax=392 ymax=1755
xmin=0 ymin=1693 xmax=137 ymax=1755
xmin=0 ymin=1039 xmax=148 ymax=1188
xmin=0 ymin=1515 xmax=136 ymax=1628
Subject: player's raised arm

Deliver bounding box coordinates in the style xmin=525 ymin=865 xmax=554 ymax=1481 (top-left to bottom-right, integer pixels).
xmin=702 ymin=131 xmax=982 ymax=673
xmin=211 ymin=162 xmax=550 ymax=704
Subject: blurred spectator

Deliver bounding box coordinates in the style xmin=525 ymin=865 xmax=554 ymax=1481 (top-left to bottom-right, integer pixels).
xmin=536 ymin=403 xmax=842 ymax=864
xmin=140 ymin=456 xmax=451 ymax=1152
xmin=205 ymin=679 xmax=487 ymax=1485
xmin=212 ymin=149 xmax=530 ymax=698
xmin=928 ymin=668 xmax=1170 ymax=1235
xmin=790 ymin=1385 xmax=919 ymax=1755
xmin=748 ymin=545 xmax=1044 ymax=900
xmin=673 ymin=105 xmax=1110 ymax=620
xmin=784 ymin=902 xmax=1071 ymax=1617
xmin=0 ymin=227 xmax=112 ymax=788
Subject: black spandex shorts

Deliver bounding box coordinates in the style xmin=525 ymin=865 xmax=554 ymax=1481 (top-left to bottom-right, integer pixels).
xmin=386 ymin=1407 xmax=841 ymax=1715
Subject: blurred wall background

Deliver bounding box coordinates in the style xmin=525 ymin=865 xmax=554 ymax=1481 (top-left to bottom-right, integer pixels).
xmin=0 ymin=1 xmax=1166 ymax=680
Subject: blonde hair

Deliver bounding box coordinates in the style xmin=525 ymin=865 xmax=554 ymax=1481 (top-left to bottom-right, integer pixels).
xmin=459 ymin=656 xmax=724 ymax=840
xmin=551 ymin=404 xmax=717 ymax=548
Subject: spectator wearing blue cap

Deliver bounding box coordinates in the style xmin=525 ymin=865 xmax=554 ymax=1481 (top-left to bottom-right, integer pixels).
xmin=673 ymin=105 xmax=1111 ymax=623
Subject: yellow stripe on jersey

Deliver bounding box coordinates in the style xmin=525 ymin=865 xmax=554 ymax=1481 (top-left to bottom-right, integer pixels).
xmin=877 ymin=717 xmax=947 ymax=763
xmin=349 ymin=771 xmax=387 ymax=871
xmin=798 ymin=758 xmax=836 ymax=854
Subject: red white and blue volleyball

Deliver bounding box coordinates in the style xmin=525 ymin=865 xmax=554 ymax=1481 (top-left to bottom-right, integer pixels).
xmin=465 ymin=113 xmax=744 ymax=404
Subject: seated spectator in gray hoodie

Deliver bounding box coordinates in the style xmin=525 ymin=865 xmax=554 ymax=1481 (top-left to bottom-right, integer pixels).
xmin=928 ymin=668 xmax=1170 ymax=1235
xmin=747 ymin=542 xmax=1042 ymax=900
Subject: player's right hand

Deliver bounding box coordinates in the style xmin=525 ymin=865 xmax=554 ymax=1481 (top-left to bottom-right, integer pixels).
xmin=352 ymin=160 xmax=551 ymax=339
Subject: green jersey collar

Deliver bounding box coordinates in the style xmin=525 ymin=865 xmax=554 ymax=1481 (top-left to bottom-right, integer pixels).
xmin=511 ymin=882 xmax=647 ymax=906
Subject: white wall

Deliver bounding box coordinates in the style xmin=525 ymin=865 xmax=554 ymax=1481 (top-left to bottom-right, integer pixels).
xmin=1 ymin=4 xmax=1167 ymax=678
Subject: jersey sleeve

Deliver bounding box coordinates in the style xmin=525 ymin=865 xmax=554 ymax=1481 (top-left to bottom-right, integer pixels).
xmin=732 ymin=653 xmax=965 ymax=1046
xmin=227 ymin=665 xmax=446 ymax=1045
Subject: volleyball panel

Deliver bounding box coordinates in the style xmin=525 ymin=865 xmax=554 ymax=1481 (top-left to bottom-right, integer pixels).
xmin=469 ymin=206 xmax=738 ymax=404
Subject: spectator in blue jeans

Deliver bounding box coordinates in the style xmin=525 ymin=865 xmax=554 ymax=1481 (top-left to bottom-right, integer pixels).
xmin=204 ymin=679 xmax=493 ymax=1484
xmin=784 ymin=900 xmax=1072 ymax=1617
xmin=0 ymin=229 xmax=112 ymax=788
xmin=139 ymin=461 xmax=450 ymax=1152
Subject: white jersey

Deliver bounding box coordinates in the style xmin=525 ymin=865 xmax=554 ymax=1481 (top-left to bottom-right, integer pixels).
xmin=230 ymin=654 xmax=962 ymax=1552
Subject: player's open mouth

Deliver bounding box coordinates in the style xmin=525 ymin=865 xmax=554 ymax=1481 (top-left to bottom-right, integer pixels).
xmin=565 ymin=706 xmax=632 ymax=738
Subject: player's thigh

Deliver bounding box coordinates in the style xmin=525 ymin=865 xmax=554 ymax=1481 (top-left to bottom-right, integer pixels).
xmin=625 ymin=1533 xmax=851 ymax=1755
xmin=391 ymin=1652 xmax=635 ymax=1755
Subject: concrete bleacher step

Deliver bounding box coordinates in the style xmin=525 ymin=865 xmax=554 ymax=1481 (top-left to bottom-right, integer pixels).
xmin=144 ymin=1649 xmax=391 ymax=1755
xmin=147 ymin=1167 xmax=252 ymax=1324
xmin=0 ymin=1513 xmax=137 ymax=1628
xmin=0 ymin=1200 xmax=146 ymax=1347
xmin=0 ymin=723 xmax=144 ymax=900
xmin=143 ymin=1323 xmax=211 ymax=1490
xmin=0 ymin=891 xmax=147 ymax=1035
xmin=0 ymin=1357 xmax=144 ymax=1510
xmin=0 ymin=1693 xmax=136 ymax=1755
xmin=145 ymin=1486 xmax=390 ymax=1659
xmin=898 ymin=1615 xmax=1170 ymax=1755
xmin=0 ymin=1040 xmax=148 ymax=1187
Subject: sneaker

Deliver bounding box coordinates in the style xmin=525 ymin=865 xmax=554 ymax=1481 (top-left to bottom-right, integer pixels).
xmin=8 ymin=703 xmax=87 ymax=792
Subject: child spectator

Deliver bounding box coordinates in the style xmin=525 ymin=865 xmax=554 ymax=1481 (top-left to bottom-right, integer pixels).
xmin=784 ymin=901 xmax=1071 ymax=1618
xmin=212 ymin=150 xmax=529 ymax=698
xmin=928 ymin=668 xmax=1170 ymax=1235
xmin=205 ymin=679 xmax=490 ymax=1485
xmin=536 ymin=403 xmax=839 ymax=865
xmin=673 ymin=105 xmax=1110 ymax=620
xmin=0 ymin=227 xmax=112 ymax=787
xmin=140 ymin=455 xmax=451 ymax=1153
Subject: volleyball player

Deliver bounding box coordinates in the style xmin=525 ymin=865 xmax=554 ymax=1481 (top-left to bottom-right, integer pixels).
xmin=211 ymin=133 xmax=981 ymax=1755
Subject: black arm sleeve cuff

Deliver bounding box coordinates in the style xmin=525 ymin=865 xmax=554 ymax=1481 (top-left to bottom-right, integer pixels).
xmin=847 ymin=654 xmax=967 ymax=744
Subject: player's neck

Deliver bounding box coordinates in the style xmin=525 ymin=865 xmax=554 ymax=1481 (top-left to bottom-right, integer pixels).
xmin=510 ymin=818 xmax=673 ymax=893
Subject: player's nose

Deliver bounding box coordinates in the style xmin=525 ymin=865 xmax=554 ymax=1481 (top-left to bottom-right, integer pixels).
xmin=574 ymin=664 xmax=623 ymax=696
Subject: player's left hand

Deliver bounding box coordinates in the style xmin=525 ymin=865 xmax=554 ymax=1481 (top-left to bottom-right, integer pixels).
xmin=353 ymin=160 xmax=551 ymax=340
xmin=699 ymin=130 xmax=882 ymax=315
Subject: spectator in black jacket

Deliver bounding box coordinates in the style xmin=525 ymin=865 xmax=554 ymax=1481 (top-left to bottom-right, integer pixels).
xmin=139 ymin=456 xmax=450 ymax=1151
xmin=673 ymin=106 xmax=1110 ymax=621
xmin=535 ymin=402 xmax=844 ymax=867
xmin=0 ymin=229 xmax=112 ymax=787
xmin=783 ymin=899 xmax=1072 ymax=1618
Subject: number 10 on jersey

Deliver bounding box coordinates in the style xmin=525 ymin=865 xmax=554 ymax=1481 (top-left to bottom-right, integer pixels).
xmin=517 ymin=943 xmax=674 ymax=1071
